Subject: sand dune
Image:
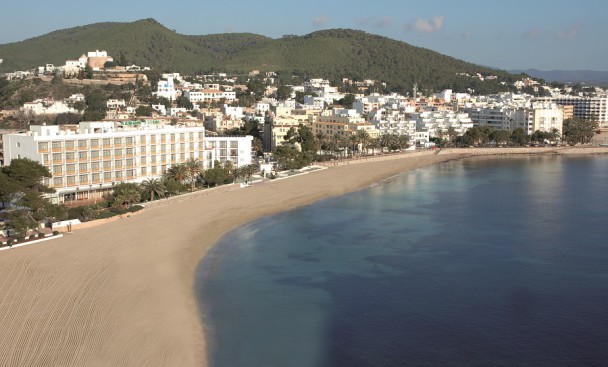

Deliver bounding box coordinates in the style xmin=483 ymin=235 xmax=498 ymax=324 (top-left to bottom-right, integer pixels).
xmin=0 ymin=148 xmax=606 ymax=366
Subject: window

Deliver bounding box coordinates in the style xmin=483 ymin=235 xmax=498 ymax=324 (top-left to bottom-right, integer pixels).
xmin=160 ymin=134 xmax=166 ymax=143
xmin=189 ymin=132 xmax=194 ymax=140
xmin=141 ymin=156 xmax=147 ymax=164
xmin=104 ymin=172 xmax=112 ymax=181
xmin=220 ymin=149 xmax=227 ymax=157
xmin=180 ymin=133 xmax=185 ymax=141
xmin=66 ymin=176 xmax=76 ymax=185
xmin=66 ymin=164 xmax=76 ymax=174
xmin=127 ymin=170 xmax=135 ymax=178
xmin=141 ymin=167 xmax=147 ymax=175
xmin=78 ymin=151 xmax=87 ymax=160
xmin=38 ymin=142 xmax=49 ymax=151
xmin=220 ymin=141 xmax=227 ymax=148
xmin=92 ymin=173 xmax=100 ymax=182
xmin=90 ymin=139 xmax=99 ymax=147
xmin=160 ymin=145 xmax=166 ymax=153
xmin=230 ymin=141 xmax=238 ymax=148
xmin=126 ymin=148 xmax=134 ymax=155
xmin=114 ymin=149 xmax=122 ymax=157
xmin=189 ymin=142 xmax=194 ymax=150
xmin=179 ymin=143 xmax=185 ymax=151
xmin=79 ymin=175 xmax=88 ymax=184
xmin=125 ymin=137 xmax=134 ymax=145
xmin=171 ymin=154 xmax=176 ymax=162
xmin=65 ymin=140 xmax=75 ymax=149
xmin=52 ymin=141 xmax=62 ymax=149
xmin=103 ymin=138 xmax=111 ymax=146
xmin=115 ymin=160 xmax=123 ymax=168
xmin=141 ymin=146 xmax=146 ymax=154
xmin=65 ymin=152 xmax=75 ymax=161
xmin=140 ymin=135 xmax=147 ymax=144
xmin=150 ymin=135 xmax=156 ymax=143
xmin=114 ymin=137 xmax=123 ymax=145
xmin=78 ymin=140 xmax=87 ymax=148
xmin=198 ymin=132 xmax=204 ymax=140
xmin=91 ymin=150 xmax=100 ymax=159
xmin=52 ymin=153 xmax=62 ymax=162
xmin=151 ymin=145 xmax=157 ymax=154
xmin=151 ymin=156 xmax=157 ymax=164
xmin=115 ymin=171 xmax=123 ymax=179
xmin=126 ymin=158 xmax=134 ymax=167
xmin=103 ymin=150 xmax=111 ymax=158
xmin=79 ymin=163 xmax=88 ymax=171
xmin=230 ymin=149 xmax=238 ymax=157
xmin=103 ymin=161 xmax=112 ymax=169
xmin=180 ymin=153 xmax=185 ymax=161
xmin=91 ymin=162 xmax=100 ymax=170
xmin=151 ymin=166 xmax=157 ymax=174
xmin=53 ymin=177 xmax=63 ymax=187
xmin=53 ymin=165 xmax=62 ymax=174
xmin=172 ymin=144 xmax=177 ymax=152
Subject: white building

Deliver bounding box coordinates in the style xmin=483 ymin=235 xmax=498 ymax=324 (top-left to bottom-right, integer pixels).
xmin=156 ymin=77 xmax=177 ymax=100
xmin=413 ymin=111 xmax=474 ymax=138
xmin=3 ymin=122 xmax=253 ymax=203
xmin=551 ymin=96 xmax=608 ymax=128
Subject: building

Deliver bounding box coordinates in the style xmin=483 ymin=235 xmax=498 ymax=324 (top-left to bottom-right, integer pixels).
xmin=156 ymin=77 xmax=177 ymax=100
xmin=3 ymin=122 xmax=253 ymax=204
xmin=551 ymin=96 xmax=608 ymax=128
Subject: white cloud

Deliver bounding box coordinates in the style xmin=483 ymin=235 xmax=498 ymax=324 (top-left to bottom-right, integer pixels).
xmin=556 ymin=24 xmax=580 ymax=40
xmin=313 ymin=15 xmax=330 ymax=28
xmin=404 ymin=16 xmax=444 ymax=34
xmin=522 ymin=28 xmax=543 ymax=40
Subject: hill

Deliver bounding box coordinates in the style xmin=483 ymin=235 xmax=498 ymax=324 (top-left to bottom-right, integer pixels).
xmin=510 ymin=69 xmax=608 ymax=85
xmin=0 ymin=18 xmax=522 ymax=93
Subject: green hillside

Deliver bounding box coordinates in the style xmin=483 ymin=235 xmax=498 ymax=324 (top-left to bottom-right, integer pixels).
xmin=0 ymin=18 xmax=521 ymax=93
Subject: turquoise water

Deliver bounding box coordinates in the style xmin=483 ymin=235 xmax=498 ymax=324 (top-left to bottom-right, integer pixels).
xmin=196 ymin=156 xmax=608 ymax=366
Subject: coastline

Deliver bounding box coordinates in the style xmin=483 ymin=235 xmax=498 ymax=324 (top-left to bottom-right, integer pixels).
xmin=0 ymin=147 xmax=607 ymax=366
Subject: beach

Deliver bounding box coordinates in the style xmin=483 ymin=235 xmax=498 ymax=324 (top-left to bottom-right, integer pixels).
xmin=0 ymin=147 xmax=606 ymax=367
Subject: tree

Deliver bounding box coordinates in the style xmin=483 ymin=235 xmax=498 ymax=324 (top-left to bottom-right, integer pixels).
xmin=203 ymin=161 xmax=229 ymax=187
xmin=563 ymin=118 xmax=597 ymax=145
xmin=184 ymin=158 xmax=204 ymax=191
xmin=83 ymin=90 xmax=107 ymax=121
xmin=338 ymin=93 xmax=356 ymax=109
xmin=510 ymin=128 xmax=529 ymax=146
xmin=1 ymin=158 xmax=60 ymax=236
xmin=276 ymin=85 xmax=293 ymax=101
xmin=355 ymin=129 xmax=370 ymax=155
xmin=165 ymin=163 xmax=188 ymax=188
xmin=489 ymin=129 xmax=511 ymax=146
xmin=135 ymin=105 xmax=153 ymax=117
xmin=176 ymin=95 xmax=193 ymax=110
xmin=111 ymin=183 xmax=141 ymax=209
xmin=140 ymin=178 xmax=166 ymax=201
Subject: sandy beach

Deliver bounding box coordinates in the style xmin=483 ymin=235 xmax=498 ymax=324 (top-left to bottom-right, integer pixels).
xmin=0 ymin=147 xmax=607 ymax=367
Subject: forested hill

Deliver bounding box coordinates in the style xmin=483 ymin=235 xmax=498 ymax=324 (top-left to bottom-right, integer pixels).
xmin=0 ymin=18 xmax=524 ymax=93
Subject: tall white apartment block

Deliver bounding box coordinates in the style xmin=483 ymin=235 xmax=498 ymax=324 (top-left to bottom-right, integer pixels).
xmin=3 ymin=122 xmax=252 ymax=204
xmin=551 ymin=96 xmax=608 ymax=128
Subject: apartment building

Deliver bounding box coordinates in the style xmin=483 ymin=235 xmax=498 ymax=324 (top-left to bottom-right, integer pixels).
xmin=551 ymin=96 xmax=607 ymax=128
xmin=3 ymin=122 xmax=252 ymax=204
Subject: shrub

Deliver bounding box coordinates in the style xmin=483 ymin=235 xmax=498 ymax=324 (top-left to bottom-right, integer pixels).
xmin=52 ymin=231 xmax=60 ymax=236
xmin=126 ymin=205 xmax=144 ymax=213
xmin=97 ymin=211 xmax=118 ymax=219
xmin=29 ymin=234 xmax=37 ymax=240
xmin=38 ymin=233 xmax=46 ymax=238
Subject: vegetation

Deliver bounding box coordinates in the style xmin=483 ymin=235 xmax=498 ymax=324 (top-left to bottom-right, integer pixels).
xmin=0 ymin=19 xmax=523 ymax=93
xmin=0 ymin=158 xmax=66 ymax=239
xmin=562 ymin=118 xmax=598 ymax=145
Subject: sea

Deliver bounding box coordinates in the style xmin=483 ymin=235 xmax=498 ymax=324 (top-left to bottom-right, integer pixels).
xmin=196 ymin=155 xmax=608 ymax=367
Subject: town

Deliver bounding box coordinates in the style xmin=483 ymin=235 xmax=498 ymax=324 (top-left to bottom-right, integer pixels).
xmin=0 ymin=49 xmax=607 ymax=244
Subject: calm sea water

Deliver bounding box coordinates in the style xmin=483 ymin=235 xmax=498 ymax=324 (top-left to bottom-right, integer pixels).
xmin=196 ymin=156 xmax=608 ymax=367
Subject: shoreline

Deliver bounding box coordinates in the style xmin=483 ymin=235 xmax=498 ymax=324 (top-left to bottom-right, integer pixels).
xmin=0 ymin=147 xmax=607 ymax=366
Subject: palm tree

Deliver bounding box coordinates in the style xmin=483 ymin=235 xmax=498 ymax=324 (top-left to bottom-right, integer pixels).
xmin=252 ymin=137 xmax=264 ymax=156
xmin=140 ymin=178 xmax=166 ymax=202
xmin=355 ymin=129 xmax=370 ymax=155
xmin=112 ymin=183 xmax=141 ymax=209
xmin=166 ymin=163 xmax=187 ymax=185
xmin=184 ymin=158 xmax=203 ymax=191
xmin=368 ymin=137 xmax=381 ymax=155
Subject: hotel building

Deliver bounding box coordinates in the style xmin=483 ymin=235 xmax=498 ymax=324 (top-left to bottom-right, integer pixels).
xmin=3 ymin=121 xmax=253 ymax=204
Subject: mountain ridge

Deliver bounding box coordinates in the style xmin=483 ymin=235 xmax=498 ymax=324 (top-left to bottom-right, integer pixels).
xmin=1 ymin=18 xmax=522 ymax=93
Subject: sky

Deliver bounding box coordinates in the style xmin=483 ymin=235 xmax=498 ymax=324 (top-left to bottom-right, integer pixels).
xmin=1 ymin=0 xmax=606 ymax=71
